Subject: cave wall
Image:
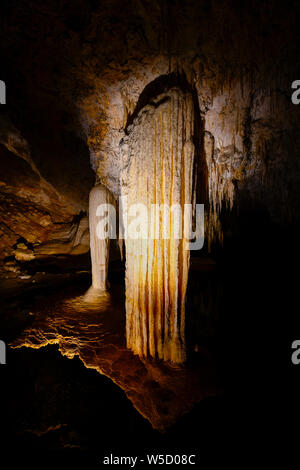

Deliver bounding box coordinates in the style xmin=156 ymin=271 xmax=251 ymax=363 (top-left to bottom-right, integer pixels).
xmin=0 ymin=0 xmax=299 ymax=274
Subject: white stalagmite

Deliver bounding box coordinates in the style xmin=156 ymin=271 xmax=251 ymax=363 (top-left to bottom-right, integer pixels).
xmin=120 ymin=87 xmax=195 ymax=364
xmin=89 ymin=184 xmax=112 ymax=291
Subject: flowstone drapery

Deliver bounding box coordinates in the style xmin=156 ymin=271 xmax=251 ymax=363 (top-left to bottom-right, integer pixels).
xmin=120 ymin=87 xmax=196 ymax=364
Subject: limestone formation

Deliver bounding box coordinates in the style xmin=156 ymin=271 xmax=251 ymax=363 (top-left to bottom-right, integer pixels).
xmin=89 ymin=184 xmax=113 ymax=291
xmin=1 ymin=0 xmax=299 ymax=272
xmin=120 ymin=87 xmax=196 ymax=363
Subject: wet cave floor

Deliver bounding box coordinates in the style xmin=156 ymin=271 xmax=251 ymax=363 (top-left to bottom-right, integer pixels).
xmin=0 ymin=261 xmax=225 ymax=465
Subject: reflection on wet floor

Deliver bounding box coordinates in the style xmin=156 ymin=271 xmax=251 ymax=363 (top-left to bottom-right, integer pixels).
xmin=10 ymin=279 xmax=221 ymax=430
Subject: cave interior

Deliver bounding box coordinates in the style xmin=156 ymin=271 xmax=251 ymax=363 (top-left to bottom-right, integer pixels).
xmin=0 ymin=0 xmax=300 ymax=465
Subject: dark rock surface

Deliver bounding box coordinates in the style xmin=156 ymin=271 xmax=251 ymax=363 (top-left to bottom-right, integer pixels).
xmin=1 ymin=345 xmax=224 ymax=465
xmin=9 ymin=278 xmax=221 ymax=431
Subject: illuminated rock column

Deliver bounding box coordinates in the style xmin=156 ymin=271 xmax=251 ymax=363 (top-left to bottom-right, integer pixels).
xmin=120 ymin=87 xmax=195 ymax=364
xmin=89 ymin=184 xmax=112 ymax=290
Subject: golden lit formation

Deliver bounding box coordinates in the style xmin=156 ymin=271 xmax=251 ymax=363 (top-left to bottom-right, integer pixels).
xmin=120 ymin=87 xmax=195 ymax=363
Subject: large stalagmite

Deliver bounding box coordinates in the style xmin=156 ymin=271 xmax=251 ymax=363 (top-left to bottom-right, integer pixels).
xmin=120 ymin=87 xmax=196 ymax=364
xmin=89 ymin=184 xmax=112 ymax=291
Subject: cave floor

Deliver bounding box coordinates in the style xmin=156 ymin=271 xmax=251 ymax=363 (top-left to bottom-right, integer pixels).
xmin=7 ymin=277 xmax=221 ymax=431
